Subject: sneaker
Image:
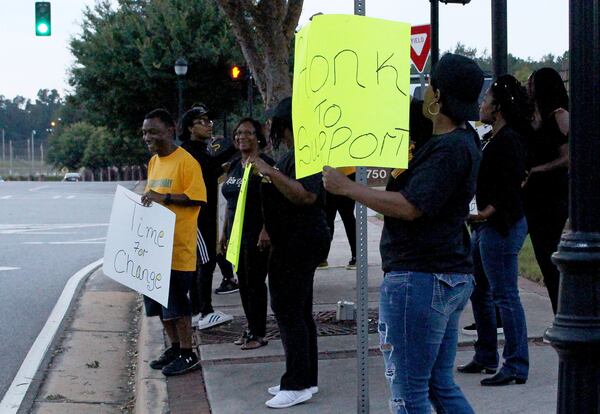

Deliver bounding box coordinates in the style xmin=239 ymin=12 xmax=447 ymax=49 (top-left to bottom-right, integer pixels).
xmin=215 ymin=278 xmax=239 ymax=295
xmin=161 ymin=353 xmax=200 ymax=376
xmin=196 ymin=310 xmax=233 ymax=330
xmin=265 ymin=389 xmax=312 ymax=409
xmin=241 ymin=336 xmax=268 ymax=350
xmin=268 ymin=385 xmax=319 ymax=396
xmin=346 ymin=257 xmax=357 ymax=270
xmin=462 ymin=323 xmax=504 ymax=336
xmin=317 ymin=261 xmax=329 ymax=270
xmin=234 ymin=329 xmax=251 ymax=346
xmin=149 ymin=347 xmax=179 ymax=370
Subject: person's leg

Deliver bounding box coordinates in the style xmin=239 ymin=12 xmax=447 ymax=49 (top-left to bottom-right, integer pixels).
xmin=480 ymin=219 xmax=529 ymax=380
xmin=429 ymin=275 xmax=475 ymax=414
xmin=527 ymin=210 xmax=567 ymax=315
xmin=269 ymin=249 xmax=313 ymax=390
xmin=303 ymin=269 xmax=318 ymax=387
xmin=198 ymin=258 xmax=217 ymax=316
xmin=379 ymin=271 xmax=474 ymax=413
xmin=216 ymin=252 xmax=235 ymax=280
xmin=469 ymin=227 xmax=500 ymax=369
xmin=244 ymin=245 xmax=269 ymax=338
xmin=336 ymin=193 xmax=357 ymax=259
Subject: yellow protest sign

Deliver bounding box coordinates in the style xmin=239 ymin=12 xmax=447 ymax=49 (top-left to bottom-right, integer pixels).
xmin=292 ymin=14 xmax=411 ymax=178
xmin=226 ymin=162 xmax=252 ymax=272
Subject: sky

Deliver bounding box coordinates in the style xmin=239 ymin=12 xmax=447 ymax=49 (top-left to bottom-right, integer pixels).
xmin=0 ymin=0 xmax=569 ymax=101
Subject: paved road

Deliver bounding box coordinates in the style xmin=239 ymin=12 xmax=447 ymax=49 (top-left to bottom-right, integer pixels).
xmin=0 ymin=181 xmax=137 ymax=399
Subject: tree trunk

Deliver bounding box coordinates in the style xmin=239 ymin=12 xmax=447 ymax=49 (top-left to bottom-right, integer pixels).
xmin=217 ymin=0 xmax=304 ymax=109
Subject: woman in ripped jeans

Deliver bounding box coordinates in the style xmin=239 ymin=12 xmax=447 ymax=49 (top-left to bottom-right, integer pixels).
xmin=324 ymin=53 xmax=484 ymax=413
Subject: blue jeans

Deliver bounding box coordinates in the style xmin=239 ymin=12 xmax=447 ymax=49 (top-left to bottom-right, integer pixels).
xmin=470 ymin=217 xmax=529 ymax=379
xmin=379 ymin=271 xmax=475 ymax=414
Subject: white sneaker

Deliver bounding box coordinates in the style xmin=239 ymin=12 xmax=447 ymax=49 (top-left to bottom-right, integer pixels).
xmin=265 ymin=389 xmax=312 ymax=409
xmin=268 ymin=385 xmax=319 ymax=396
xmin=196 ymin=310 xmax=233 ymax=330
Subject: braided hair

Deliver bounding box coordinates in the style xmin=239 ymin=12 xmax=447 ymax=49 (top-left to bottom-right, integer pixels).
xmin=490 ymin=74 xmax=533 ymax=135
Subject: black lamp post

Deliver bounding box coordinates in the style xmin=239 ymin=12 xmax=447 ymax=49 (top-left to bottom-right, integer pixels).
xmin=174 ymin=57 xmax=188 ymax=127
xmin=491 ymin=0 xmax=507 ymax=78
xmin=545 ymin=0 xmax=600 ymax=412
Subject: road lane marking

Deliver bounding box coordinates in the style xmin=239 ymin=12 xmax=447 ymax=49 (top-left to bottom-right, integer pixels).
xmin=22 ymin=241 xmax=105 ymax=245
xmin=52 ymin=195 xmax=61 ymax=199
xmin=0 ymin=195 xmax=12 ymax=199
xmin=0 ymin=223 xmax=108 ymax=235
xmin=0 ymin=258 xmax=103 ymax=413
xmin=66 ymin=195 xmax=76 ymax=199
xmin=0 ymin=267 xmax=20 ymax=272
xmin=28 ymin=186 xmax=49 ymax=192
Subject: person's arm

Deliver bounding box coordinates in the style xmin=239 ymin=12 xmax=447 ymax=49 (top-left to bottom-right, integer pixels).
xmin=141 ymin=190 xmax=202 ymax=207
xmin=250 ymin=155 xmax=317 ymax=206
xmin=469 ymin=204 xmax=496 ymax=222
xmin=531 ymin=109 xmax=569 ymax=174
xmin=322 ymin=167 xmax=422 ymax=221
xmin=219 ymin=216 xmax=229 ymax=253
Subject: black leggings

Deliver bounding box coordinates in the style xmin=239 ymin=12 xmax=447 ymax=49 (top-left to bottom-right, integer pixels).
xmin=324 ymin=190 xmax=357 ymax=258
xmin=237 ymin=244 xmax=269 ymax=337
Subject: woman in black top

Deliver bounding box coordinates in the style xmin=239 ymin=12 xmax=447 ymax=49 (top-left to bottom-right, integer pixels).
xmin=524 ymin=67 xmax=569 ymax=314
xmin=220 ymin=118 xmax=274 ymax=350
xmin=458 ymin=75 xmax=532 ymax=386
xmin=249 ymin=98 xmax=330 ymax=409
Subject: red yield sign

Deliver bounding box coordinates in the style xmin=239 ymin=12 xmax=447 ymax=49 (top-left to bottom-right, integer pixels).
xmin=410 ymin=24 xmax=431 ymax=73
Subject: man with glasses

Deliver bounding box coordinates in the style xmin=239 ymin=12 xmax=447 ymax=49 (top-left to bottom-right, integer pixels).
xmin=180 ymin=104 xmax=238 ymax=330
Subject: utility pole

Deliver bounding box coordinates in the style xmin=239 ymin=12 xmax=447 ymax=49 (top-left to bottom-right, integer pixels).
xmin=9 ymin=140 xmax=13 ymax=176
xmin=1 ymin=128 xmax=5 ymax=161
xmin=491 ymin=0 xmax=508 ymax=78
xmin=40 ymin=143 xmax=44 ymax=175
xmin=31 ymin=130 xmax=36 ymax=177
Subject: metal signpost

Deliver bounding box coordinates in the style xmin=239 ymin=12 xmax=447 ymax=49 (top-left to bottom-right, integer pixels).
xmin=353 ymin=2 xmax=369 ymax=413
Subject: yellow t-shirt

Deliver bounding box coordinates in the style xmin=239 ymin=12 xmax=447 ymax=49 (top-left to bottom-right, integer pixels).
xmin=337 ymin=167 xmax=356 ymax=176
xmin=146 ymin=147 xmax=206 ymax=271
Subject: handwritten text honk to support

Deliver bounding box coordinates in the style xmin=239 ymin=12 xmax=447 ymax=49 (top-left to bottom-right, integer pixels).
xmin=292 ymin=14 xmax=411 ymax=178
xmin=103 ymin=185 xmax=175 ymax=307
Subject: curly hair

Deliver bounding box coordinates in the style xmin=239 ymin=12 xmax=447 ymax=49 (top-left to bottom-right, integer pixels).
xmin=490 ymin=74 xmax=533 ymax=135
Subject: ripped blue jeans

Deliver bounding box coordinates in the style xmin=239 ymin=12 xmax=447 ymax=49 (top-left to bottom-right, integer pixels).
xmin=379 ymin=271 xmax=475 ymax=414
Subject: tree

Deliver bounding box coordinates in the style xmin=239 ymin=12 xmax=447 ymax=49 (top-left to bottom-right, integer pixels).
xmin=69 ymin=0 xmax=245 ymax=166
xmin=47 ymin=122 xmax=95 ymax=170
xmin=216 ymin=0 xmax=304 ymax=109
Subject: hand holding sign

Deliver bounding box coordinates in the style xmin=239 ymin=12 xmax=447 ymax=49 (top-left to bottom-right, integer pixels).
xmin=292 ymin=14 xmax=411 ymax=178
xmin=103 ymin=186 xmax=175 ymax=307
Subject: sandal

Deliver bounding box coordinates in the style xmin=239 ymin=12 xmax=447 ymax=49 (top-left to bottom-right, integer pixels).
xmin=241 ymin=336 xmax=268 ymax=350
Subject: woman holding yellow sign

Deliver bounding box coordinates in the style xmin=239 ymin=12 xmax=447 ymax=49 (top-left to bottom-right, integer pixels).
xmin=220 ymin=118 xmax=274 ymax=350
xmin=249 ymin=97 xmax=330 ymax=409
xmin=324 ymin=53 xmax=482 ymax=413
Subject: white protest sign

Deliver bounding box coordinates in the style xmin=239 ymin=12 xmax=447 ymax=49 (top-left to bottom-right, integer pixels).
xmin=103 ymin=185 xmax=175 ymax=307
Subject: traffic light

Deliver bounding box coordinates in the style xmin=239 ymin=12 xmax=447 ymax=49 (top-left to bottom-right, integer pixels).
xmin=230 ymin=65 xmax=244 ymax=80
xmin=35 ymin=2 xmax=51 ymax=36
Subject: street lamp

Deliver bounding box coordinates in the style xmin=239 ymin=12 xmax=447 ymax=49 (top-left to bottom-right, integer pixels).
xmin=174 ymin=57 xmax=188 ymax=129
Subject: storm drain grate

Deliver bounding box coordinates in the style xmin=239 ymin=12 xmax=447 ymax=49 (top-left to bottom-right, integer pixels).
xmin=195 ymin=309 xmax=380 ymax=345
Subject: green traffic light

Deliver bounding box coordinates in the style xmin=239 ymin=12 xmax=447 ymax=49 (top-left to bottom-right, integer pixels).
xmin=37 ymin=23 xmax=49 ymax=34
xmin=35 ymin=2 xmax=51 ymax=36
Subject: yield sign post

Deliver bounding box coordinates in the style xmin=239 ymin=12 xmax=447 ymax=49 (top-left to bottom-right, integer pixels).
xmin=410 ymin=24 xmax=431 ymax=73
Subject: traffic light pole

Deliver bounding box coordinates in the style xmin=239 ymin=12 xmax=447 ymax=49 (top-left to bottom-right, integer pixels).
xmin=247 ymin=73 xmax=253 ymax=116
xmin=491 ymin=0 xmax=507 ymax=78
xmin=545 ymin=0 xmax=600 ymax=412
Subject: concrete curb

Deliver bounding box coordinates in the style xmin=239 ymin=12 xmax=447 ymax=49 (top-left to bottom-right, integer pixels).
xmin=134 ymin=312 xmax=169 ymax=414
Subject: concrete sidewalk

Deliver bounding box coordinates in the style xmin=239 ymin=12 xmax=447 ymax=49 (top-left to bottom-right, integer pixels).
xmin=141 ymin=216 xmax=558 ymax=414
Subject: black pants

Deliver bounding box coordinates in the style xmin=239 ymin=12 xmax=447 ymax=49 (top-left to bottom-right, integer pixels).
xmin=325 ymin=190 xmax=357 ymax=258
xmin=237 ymin=244 xmax=269 ymax=337
xmin=525 ymin=202 xmax=567 ymax=314
xmin=191 ymin=257 xmax=216 ymax=316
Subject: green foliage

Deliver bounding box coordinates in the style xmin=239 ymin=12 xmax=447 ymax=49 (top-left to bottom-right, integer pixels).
xmin=69 ymin=0 xmax=245 ymax=165
xmin=47 ymin=122 xmax=103 ymax=170
xmin=410 ymin=43 xmax=569 ymax=83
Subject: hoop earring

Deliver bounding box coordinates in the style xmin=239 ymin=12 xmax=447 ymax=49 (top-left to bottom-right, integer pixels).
xmin=428 ymin=101 xmax=440 ymax=116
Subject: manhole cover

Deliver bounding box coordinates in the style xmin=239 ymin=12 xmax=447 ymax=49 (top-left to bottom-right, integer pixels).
xmin=194 ymin=309 xmax=380 ymax=345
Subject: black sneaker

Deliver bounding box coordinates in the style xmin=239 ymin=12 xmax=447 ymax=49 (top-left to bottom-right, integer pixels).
xmin=346 ymin=257 xmax=357 ymax=270
xmin=215 ymin=279 xmax=239 ymax=295
xmin=149 ymin=347 xmax=179 ymax=370
xmin=162 ymin=353 xmax=200 ymax=376
xmin=462 ymin=323 xmax=477 ymax=336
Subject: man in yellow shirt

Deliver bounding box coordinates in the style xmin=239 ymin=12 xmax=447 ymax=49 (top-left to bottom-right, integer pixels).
xmin=140 ymin=109 xmax=207 ymax=376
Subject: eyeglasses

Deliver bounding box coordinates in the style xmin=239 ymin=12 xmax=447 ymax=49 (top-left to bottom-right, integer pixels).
xmin=193 ymin=118 xmax=213 ymax=127
xmin=235 ymin=130 xmax=256 ymax=137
